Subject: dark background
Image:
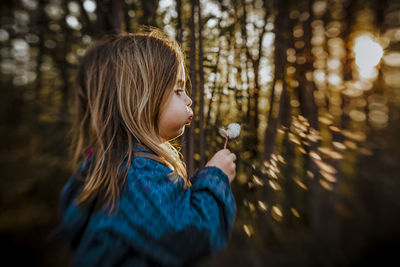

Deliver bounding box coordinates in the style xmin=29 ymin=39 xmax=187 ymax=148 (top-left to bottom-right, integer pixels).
xmin=1 ymin=0 xmax=400 ymax=266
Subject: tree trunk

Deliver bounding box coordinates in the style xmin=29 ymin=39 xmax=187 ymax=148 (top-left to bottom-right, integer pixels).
xmin=252 ymin=0 xmax=269 ymax=136
xmin=140 ymin=0 xmax=159 ymax=27
xmin=184 ymin=0 xmax=197 ymax=176
xmin=240 ymin=0 xmax=252 ymax=124
xmin=59 ymin=0 xmax=72 ymax=124
xmin=176 ymin=0 xmax=183 ymax=44
xmin=205 ymin=31 xmax=221 ymax=128
xmin=215 ymin=30 xmax=233 ymax=129
xmin=263 ymin=0 xmax=289 ymax=162
xmin=34 ymin=0 xmax=46 ymax=117
xmin=107 ymin=0 xmax=124 ymax=34
xmin=197 ymin=0 xmax=205 ymax=167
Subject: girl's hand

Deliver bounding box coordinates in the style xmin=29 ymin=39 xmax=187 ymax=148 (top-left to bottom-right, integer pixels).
xmin=205 ymin=149 xmax=237 ymax=183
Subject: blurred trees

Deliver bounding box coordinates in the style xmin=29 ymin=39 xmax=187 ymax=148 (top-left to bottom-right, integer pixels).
xmin=1 ymin=0 xmax=400 ymax=266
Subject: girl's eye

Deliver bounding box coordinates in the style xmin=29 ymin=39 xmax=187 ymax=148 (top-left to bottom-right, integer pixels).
xmin=175 ymin=89 xmax=185 ymax=96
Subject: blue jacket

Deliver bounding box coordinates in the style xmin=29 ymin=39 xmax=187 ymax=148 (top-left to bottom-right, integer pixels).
xmin=55 ymin=145 xmax=236 ymax=266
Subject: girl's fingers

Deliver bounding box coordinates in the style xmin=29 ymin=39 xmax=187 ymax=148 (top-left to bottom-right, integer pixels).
xmin=222 ymin=149 xmax=231 ymax=155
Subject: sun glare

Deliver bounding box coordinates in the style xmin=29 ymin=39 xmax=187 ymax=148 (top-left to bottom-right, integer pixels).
xmin=353 ymin=35 xmax=383 ymax=79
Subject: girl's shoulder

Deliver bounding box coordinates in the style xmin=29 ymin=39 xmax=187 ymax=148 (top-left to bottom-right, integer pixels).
xmin=122 ymin=145 xmax=189 ymax=199
xmin=128 ymin=145 xmax=174 ymax=185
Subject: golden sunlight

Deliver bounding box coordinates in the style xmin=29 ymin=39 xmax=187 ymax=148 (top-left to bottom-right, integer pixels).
xmin=353 ymin=34 xmax=383 ymax=79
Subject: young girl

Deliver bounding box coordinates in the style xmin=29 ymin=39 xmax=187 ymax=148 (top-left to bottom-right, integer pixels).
xmin=55 ymin=29 xmax=237 ymax=266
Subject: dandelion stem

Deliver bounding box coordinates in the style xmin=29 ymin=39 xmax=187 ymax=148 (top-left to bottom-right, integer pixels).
xmin=224 ymin=136 xmax=229 ymax=149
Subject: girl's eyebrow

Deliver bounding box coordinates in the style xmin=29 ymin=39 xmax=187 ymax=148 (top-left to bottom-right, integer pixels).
xmin=177 ymin=79 xmax=185 ymax=88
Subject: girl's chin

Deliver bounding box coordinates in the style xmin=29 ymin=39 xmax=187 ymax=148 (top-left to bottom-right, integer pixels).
xmin=164 ymin=127 xmax=185 ymax=141
xmin=175 ymin=127 xmax=185 ymax=138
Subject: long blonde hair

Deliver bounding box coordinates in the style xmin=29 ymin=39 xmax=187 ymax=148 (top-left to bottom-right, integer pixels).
xmin=70 ymin=28 xmax=189 ymax=211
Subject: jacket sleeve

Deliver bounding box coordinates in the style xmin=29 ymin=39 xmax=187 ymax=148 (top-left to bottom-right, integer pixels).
xmin=74 ymin=157 xmax=237 ymax=266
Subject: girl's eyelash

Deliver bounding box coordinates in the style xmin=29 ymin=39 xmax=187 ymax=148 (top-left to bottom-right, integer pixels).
xmin=175 ymin=89 xmax=185 ymax=95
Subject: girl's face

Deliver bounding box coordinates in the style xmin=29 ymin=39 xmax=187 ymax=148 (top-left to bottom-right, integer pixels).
xmin=158 ymin=64 xmax=193 ymax=142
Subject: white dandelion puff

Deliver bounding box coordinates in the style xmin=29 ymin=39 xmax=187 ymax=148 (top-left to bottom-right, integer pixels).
xmin=219 ymin=123 xmax=241 ymax=149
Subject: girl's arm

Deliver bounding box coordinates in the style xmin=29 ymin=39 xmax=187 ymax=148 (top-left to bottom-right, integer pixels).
xmin=73 ymin=157 xmax=236 ymax=266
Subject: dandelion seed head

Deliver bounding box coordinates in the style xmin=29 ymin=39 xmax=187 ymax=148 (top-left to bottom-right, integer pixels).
xmin=219 ymin=123 xmax=241 ymax=149
xmin=225 ymin=123 xmax=241 ymax=138
xmin=219 ymin=123 xmax=241 ymax=137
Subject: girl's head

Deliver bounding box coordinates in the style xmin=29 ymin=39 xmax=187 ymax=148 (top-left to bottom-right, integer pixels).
xmin=159 ymin=62 xmax=193 ymax=142
xmin=72 ymin=28 xmax=192 ymax=210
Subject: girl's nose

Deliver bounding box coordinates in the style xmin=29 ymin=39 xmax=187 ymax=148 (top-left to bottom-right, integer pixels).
xmin=186 ymin=96 xmax=192 ymax=107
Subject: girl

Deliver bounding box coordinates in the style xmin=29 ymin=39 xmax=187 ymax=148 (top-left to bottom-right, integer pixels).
xmin=55 ymin=28 xmax=237 ymax=266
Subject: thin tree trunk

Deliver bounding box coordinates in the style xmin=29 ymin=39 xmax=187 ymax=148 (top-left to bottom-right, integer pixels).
xmin=252 ymin=0 xmax=269 ymax=134
xmin=205 ymin=35 xmax=221 ymax=128
xmin=241 ymin=0 xmax=270 ymax=159
xmin=176 ymin=0 xmax=183 ymax=44
xmin=34 ymin=0 xmax=46 ymax=117
xmin=232 ymin=1 xmax=249 ymax=119
xmin=297 ymin=0 xmax=324 ymax=244
xmin=275 ymin=44 xmax=293 ymax=225
xmin=94 ymin=0 xmax=124 ymax=35
xmin=123 ymin=0 xmax=131 ymax=33
xmin=215 ymin=30 xmax=233 ymax=129
xmin=281 ymin=122 xmax=295 ymax=226
xmin=263 ymin=0 xmax=289 ymax=162
xmin=297 ymin=0 xmax=319 ymax=129
xmin=140 ymin=0 xmax=159 ymax=27
xmin=239 ymin=0 xmax=252 ymax=124
xmin=59 ymin=0 xmax=72 ymax=124
xmin=185 ymin=0 xmax=197 ymax=176
xmin=107 ymin=0 xmax=124 ymax=34
xmin=342 ymin=0 xmax=355 ymax=81
xmin=197 ymin=0 xmax=205 ymax=166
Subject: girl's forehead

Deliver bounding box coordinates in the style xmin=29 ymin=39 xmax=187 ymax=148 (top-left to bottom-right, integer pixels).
xmin=178 ymin=62 xmax=185 ymax=78
xmin=176 ymin=63 xmax=185 ymax=87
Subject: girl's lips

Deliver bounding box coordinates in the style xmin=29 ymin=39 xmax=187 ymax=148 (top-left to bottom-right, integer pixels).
xmin=187 ymin=115 xmax=193 ymax=124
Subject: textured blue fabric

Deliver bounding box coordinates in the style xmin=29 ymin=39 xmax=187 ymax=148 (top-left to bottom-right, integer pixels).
xmin=55 ymin=145 xmax=236 ymax=266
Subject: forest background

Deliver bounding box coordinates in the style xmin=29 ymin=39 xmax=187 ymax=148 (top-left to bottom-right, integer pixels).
xmin=1 ymin=0 xmax=400 ymax=266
